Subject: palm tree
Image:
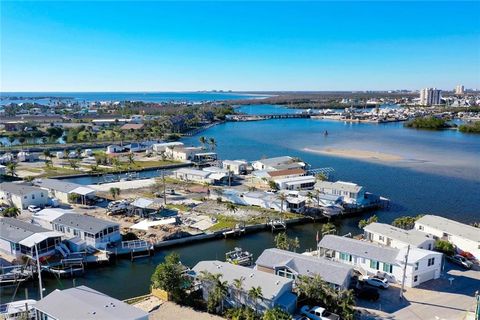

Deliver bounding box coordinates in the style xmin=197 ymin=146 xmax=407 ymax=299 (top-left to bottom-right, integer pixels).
xmin=232 ymin=276 xmax=245 ymax=306
xmin=199 ymin=136 xmax=207 ymax=149
xmin=225 ymin=203 xmax=237 ymax=215
xmin=127 ymin=153 xmax=135 ymax=168
xmin=208 ymin=137 xmax=216 ymax=151
xmin=68 ymin=159 xmax=79 ymax=171
xmin=276 ymin=193 xmax=288 ymax=214
xmin=247 ymin=286 xmax=263 ymax=315
xmin=109 ymin=187 xmax=120 ymax=199
xmin=203 ymin=182 xmax=211 ymax=196
xmin=199 ymin=271 xmax=228 ymax=314
xmin=2 ymin=206 xmax=19 ymax=218
xmin=6 ymin=162 xmax=17 ymax=177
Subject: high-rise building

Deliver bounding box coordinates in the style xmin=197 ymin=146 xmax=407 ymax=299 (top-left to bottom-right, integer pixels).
xmin=420 ymin=88 xmax=442 ymax=106
xmin=455 ymin=85 xmax=464 ymax=95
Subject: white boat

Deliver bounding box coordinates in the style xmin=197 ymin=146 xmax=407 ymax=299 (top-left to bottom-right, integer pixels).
xmin=0 ymin=299 xmax=36 ymax=320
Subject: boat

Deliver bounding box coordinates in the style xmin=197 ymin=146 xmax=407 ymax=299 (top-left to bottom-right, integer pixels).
xmin=225 ymin=247 xmax=253 ymax=266
xmin=0 ymin=266 xmax=35 ymax=287
xmin=0 ymin=299 xmax=36 ymax=320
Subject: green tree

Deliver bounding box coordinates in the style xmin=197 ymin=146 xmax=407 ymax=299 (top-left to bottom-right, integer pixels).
xmin=321 ymin=222 xmax=336 ymax=235
xmin=109 ymin=187 xmax=121 ymax=199
xmin=232 ymin=277 xmax=245 ymax=306
xmin=276 ymin=193 xmax=287 ymax=214
xmin=274 ymin=232 xmax=300 ymax=252
xmin=262 ymin=307 xmax=290 ymax=320
xmin=6 ymin=162 xmax=18 ymax=177
xmin=126 ymin=152 xmax=135 ymax=168
xmin=435 ymin=239 xmax=455 ymax=256
xmin=68 ymin=159 xmax=80 ymax=171
xmin=267 ymin=180 xmax=278 ymax=191
xmin=199 ymin=271 xmax=228 ymax=314
xmin=151 ymin=252 xmax=185 ymax=302
xmin=392 ymin=215 xmax=423 ymax=230
xmin=2 ymin=206 xmax=20 ymax=218
xmin=247 ymin=286 xmax=263 ymax=315
xmin=199 ymin=136 xmax=207 ymax=149
xmin=208 ymin=137 xmax=217 ymax=151
xmin=358 ymin=215 xmax=378 ymax=229
xmin=68 ymin=193 xmax=80 ymax=204
xmin=225 ymin=203 xmax=238 ymax=215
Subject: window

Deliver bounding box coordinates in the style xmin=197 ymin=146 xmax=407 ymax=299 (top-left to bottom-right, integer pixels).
xmin=427 ymin=258 xmax=435 ymax=266
xmin=340 ymin=252 xmax=351 ymax=261
xmin=418 ymin=225 xmax=424 ymax=230
xmin=32 ymin=194 xmax=35 ymax=199
xmin=414 ymin=275 xmax=418 ymax=282
xmin=370 ymin=260 xmax=379 ymax=270
xmin=428 ymin=244 xmax=432 ymax=250
xmin=379 ymin=236 xmax=384 ymax=242
xmin=415 ymin=262 xmax=419 ymax=271
xmin=383 ymin=263 xmax=393 ymax=273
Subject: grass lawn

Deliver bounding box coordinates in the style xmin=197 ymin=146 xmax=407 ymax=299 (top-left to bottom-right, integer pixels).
xmin=207 ymin=210 xmax=303 ymax=232
xmin=39 ymin=166 xmax=82 ymax=177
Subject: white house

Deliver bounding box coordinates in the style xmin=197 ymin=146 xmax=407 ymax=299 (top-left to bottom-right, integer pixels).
xmin=50 ymin=213 xmax=121 ymax=249
xmin=314 ymin=181 xmax=366 ymax=205
xmin=152 ymin=141 xmax=184 ymax=153
xmin=222 ymin=160 xmax=248 ymax=175
xmin=415 ymin=215 xmax=480 ymax=260
xmin=273 ymin=175 xmax=316 ymax=191
xmin=252 ymin=156 xmax=306 ymax=171
xmin=34 ymin=285 xmax=148 ymax=320
xmin=0 ymin=164 xmax=6 ymax=176
xmin=0 ymin=217 xmax=62 ymax=259
xmin=32 ymin=208 xmax=75 ymax=229
xmin=318 ymin=235 xmax=443 ymax=288
xmin=364 ymin=222 xmax=435 ymax=250
xmin=192 ymin=260 xmax=297 ymax=314
xmin=33 ymin=178 xmax=96 ymax=204
xmin=166 ymin=146 xmax=203 ymax=161
xmin=0 ymin=182 xmax=48 ymax=209
xmin=106 ymin=145 xmax=126 ymax=154
xmin=256 ymin=248 xmax=353 ymax=290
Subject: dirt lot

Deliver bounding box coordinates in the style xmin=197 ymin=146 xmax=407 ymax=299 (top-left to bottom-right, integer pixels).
xmin=147 ymin=301 xmax=223 ymax=320
xmin=356 ymin=261 xmax=480 ymax=320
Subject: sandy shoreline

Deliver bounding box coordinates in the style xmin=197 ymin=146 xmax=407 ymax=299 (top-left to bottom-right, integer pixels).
xmin=304 ymin=147 xmax=403 ymax=162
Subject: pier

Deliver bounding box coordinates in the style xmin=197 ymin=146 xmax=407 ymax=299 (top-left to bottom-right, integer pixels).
xmin=226 ymin=113 xmax=311 ymax=121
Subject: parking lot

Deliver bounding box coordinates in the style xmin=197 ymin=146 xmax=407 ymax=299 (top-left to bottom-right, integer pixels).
xmin=356 ymin=262 xmax=480 ymax=320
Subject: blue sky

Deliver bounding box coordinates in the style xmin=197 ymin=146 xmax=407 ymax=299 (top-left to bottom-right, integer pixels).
xmin=1 ymin=1 xmax=479 ymax=92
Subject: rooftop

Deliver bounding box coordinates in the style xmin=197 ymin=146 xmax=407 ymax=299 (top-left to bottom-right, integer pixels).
xmin=256 ymin=248 xmax=353 ymax=287
xmin=0 ymin=182 xmax=44 ymax=195
xmin=254 ymin=156 xmax=294 ymax=166
xmin=267 ymin=168 xmax=305 ymax=178
xmin=174 ymin=168 xmax=211 ymax=178
xmin=364 ymin=222 xmax=433 ymax=247
xmin=415 ymin=215 xmax=480 ymax=242
xmin=33 ymin=208 xmax=74 ymax=223
xmin=0 ymin=217 xmax=51 ymax=243
xmin=192 ymin=260 xmax=292 ymax=300
xmin=52 ymin=214 xmax=119 ymax=234
xmin=34 ymin=285 xmax=148 ymax=320
xmin=33 ymin=178 xmax=84 ymax=193
xmin=273 ymin=175 xmax=316 ymax=184
xmin=315 ymin=180 xmax=363 ymax=193
xmin=319 ymin=235 xmax=400 ymax=264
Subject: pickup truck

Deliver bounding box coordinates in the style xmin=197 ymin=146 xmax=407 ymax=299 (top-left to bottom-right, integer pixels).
xmin=300 ymin=306 xmax=340 ymax=320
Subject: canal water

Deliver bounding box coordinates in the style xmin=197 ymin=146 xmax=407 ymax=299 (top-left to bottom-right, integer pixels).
xmin=3 ymin=104 xmax=479 ymax=302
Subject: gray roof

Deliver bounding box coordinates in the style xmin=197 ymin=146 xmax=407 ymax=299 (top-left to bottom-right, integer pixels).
xmin=415 ymin=215 xmax=480 ymax=243
xmin=319 ymin=235 xmax=400 ymax=264
xmin=364 ymin=223 xmax=434 ymax=247
xmin=0 ymin=182 xmax=44 ymax=196
xmin=35 ymin=285 xmax=148 ymax=320
xmin=315 ymin=181 xmax=363 ymax=193
xmin=255 ymin=248 xmax=352 ymax=287
xmin=52 ymin=214 xmax=119 ymax=234
xmin=193 ymin=260 xmax=292 ymax=301
xmin=254 ymin=156 xmax=294 ymax=167
xmin=33 ymin=178 xmax=82 ymax=193
xmin=0 ymin=217 xmax=50 ymax=243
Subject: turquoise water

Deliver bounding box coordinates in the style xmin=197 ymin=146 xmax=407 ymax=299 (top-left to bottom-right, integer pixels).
xmin=0 ymin=92 xmax=267 ymax=105
xmin=3 ymin=104 xmax=479 ymax=302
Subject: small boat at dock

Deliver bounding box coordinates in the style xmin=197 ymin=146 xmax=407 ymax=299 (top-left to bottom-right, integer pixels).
xmin=225 ymin=247 xmax=253 ymax=266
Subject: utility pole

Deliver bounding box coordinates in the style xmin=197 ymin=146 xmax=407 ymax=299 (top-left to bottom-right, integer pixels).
xmin=400 ymin=244 xmax=410 ymax=300
xmin=162 ymin=170 xmax=166 ymax=205
xmin=34 ymin=243 xmax=44 ymax=299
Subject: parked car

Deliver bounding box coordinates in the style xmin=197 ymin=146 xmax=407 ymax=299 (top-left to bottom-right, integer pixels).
xmin=361 ymin=275 xmax=389 ymax=289
xmin=300 ymin=305 xmax=340 ymax=320
xmin=27 ymin=205 xmax=41 ymax=213
xmin=354 ymin=287 xmax=380 ymax=301
xmin=448 ymin=255 xmax=473 ymax=269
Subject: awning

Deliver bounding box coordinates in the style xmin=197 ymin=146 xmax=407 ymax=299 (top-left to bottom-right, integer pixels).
xmin=209 ymin=173 xmax=227 ymax=181
xmin=130 ymin=198 xmax=154 ymax=209
xmin=19 ymin=232 xmax=63 ymax=247
xmin=69 ymin=186 xmax=96 ymax=196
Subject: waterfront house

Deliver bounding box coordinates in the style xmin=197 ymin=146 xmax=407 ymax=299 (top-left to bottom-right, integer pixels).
xmin=33 ymin=178 xmax=96 ymax=205
xmin=0 ymin=217 xmax=62 ymax=259
xmin=32 ymin=208 xmax=75 ymax=229
xmin=364 ymin=222 xmax=435 ymax=250
xmin=192 ymin=152 xmax=218 ymax=164
xmin=267 ymin=168 xmax=306 ymax=180
xmin=222 ymin=159 xmax=248 ymax=175
xmin=152 ymin=141 xmax=184 ymax=153
xmin=34 ymin=285 xmax=148 ymax=320
xmin=273 ymin=175 xmax=316 ymax=191
xmin=314 ymin=181 xmax=366 ymax=205
xmin=173 ymin=168 xmax=212 ymax=184
xmin=0 ymin=182 xmax=48 ymax=209
xmin=51 ymin=213 xmax=121 ymax=249
xmin=106 ymin=145 xmax=126 ymax=154
xmin=192 ymin=260 xmax=297 ymax=314
xmin=165 ymin=146 xmax=203 ymax=161
xmin=318 ymin=235 xmax=442 ymax=288
xmin=255 ymin=248 xmax=353 ymax=290
xmin=252 ymin=156 xmax=306 ymax=171
xmin=414 ymin=215 xmax=480 ymax=260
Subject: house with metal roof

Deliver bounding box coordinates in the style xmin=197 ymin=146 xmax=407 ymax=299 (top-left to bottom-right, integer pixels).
xmin=0 ymin=182 xmax=48 ymax=209
xmin=192 ymin=260 xmax=297 ymax=314
xmin=252 ymin=156 xmax=306 ymax=171
xmin=364 ymin=222 xmax=435 ymax=250
xmin=222 ymin=159 xmax=248 ymax=175
xmin=318 ymin=235 xmax=442 ymax=288
xmin=34 ymin=285 xmax=148 ymax=320
xmin=33 ymin=178 xmax=96 ymax=204
xmin=51 ymin=214 xmax=121 ymax=249
xmin=0 ymin=217 xmax=62 ymax=259
xmin=415 ymin=215 xmax=480 ymax=260
xmin=273 ymin=175 xmax=316 ymax=191
xmin=255 ymin=248 xmax=353 ymax=290
xmin=314 ymin=180 xmax=366 ymax=205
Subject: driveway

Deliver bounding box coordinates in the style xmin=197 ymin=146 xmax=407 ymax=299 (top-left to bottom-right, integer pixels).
xmin=356 ymin=261 xmax=480 ymax=320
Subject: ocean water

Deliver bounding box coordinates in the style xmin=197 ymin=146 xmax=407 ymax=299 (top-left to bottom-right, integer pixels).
xmin=0 ymin=91 xmax=267 ymax=105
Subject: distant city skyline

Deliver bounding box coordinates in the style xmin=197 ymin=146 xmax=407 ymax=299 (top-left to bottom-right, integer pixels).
xmin=1 ymin=1 xmax=479 ymax=92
